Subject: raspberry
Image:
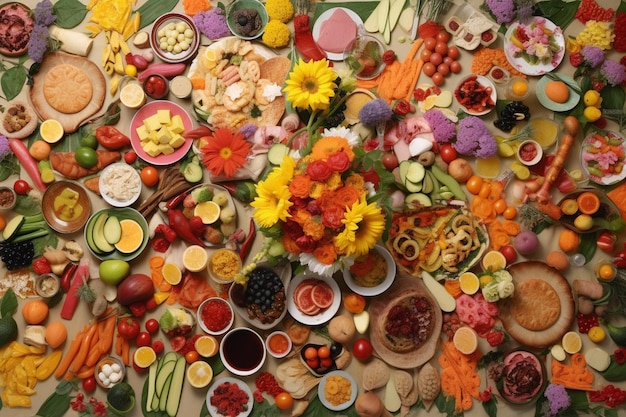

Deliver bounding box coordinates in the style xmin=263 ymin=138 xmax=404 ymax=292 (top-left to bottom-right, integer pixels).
xmin=577 ymin=312 xmax=599 ymax=333
xmin=382 ymin=50 xmax=396 ymax=65
xmin=413 ymin=88 xmax=428 ymax=101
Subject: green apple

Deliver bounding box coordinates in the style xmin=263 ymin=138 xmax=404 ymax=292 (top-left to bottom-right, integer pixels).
xmin=99 ymin=260 xmax=131 ymax=285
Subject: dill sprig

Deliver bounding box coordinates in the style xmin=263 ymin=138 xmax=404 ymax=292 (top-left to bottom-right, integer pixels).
xmin=421 ymin=0 xmax=453 ymax=22
xmin=501 ymin=124 xmax=535 ymax=143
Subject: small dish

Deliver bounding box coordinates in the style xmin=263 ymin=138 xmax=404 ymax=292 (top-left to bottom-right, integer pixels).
xmin=536 ymin=75 xmax=580 ymax=112
xmin=197 ymin=298 xmax=234 ymax=336
xmin=342 ymin=245 xmax=396 ymax=296
xmin=0 ymin=186 xmax=17 ymax=210
xmin=0 ymin=3 xmax=33 ymax=57
xmin=84 ymin=208 xmax=149 ymax=261
xmin=312 ymin=7 xmax=363 ymax=61
xmin=344 ymin=88 xmax=376 ymax=124
xmin=95 ymin=357 xmax=126 ymax=389
xmin=488 ymin=66 xmax=510 ymax=85
xmin=445 ymin=16 xmax=463 ymax=35
xmin=286 ymin=272 xmax=341 ymax=326
xmin=343 ymin=35 xmax=386 ymax=80
xmin=506 ymin=76 xmax=530 ymax=101
xmin=99 ymin=163 xmax=142 ymax=207
xmin=220 ymin=328 xmax=266 ymax=376
xmin=143 ymin=74 xmax=169 ymax=100
xmin=581 ymin=130 xmax=626 ymax=185
xmin=150 ymin=13 xmax=200 ymax=63
xmin=299 ymin=343 xmax=338 ymax=377
xmin=558 ymin=189 xmax=621 ymax=234
xmin=206 ymin=377 xmax=253 ymax=417
xmin=35 ymin=273 xmax=60 ymax=298
xmin=480 ymin=29 xmax=498 ymax=47
xmin=318 ymin=370 xmax=358 ymax=411
xmin=265 ymin=331 xmax=292 ymax=359
xmin=504 ymin=17 xmax=564 ymax=76
xmin=517 ymin=140 xmax=543 ymax=166
xmin=207 ymin=249 xmax=242 ymax=284
xmin=226 ymin=0 xmax=268 ymax=40
xmin=454 ymin=74 xmax=496 ymax=115
xmin=42 ymin=180 xmax=91 ymax=234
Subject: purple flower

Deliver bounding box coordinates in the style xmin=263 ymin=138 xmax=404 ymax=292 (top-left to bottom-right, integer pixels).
xmin=194 ymin=8 xmax=231 ymax=40
xmin=600 ymin=59 xmax=626 ymax=85
xmin=33 ymin=0 xmax=56 ymax=26
xmin=581 ymin=45 xmax=605 ymax=67
xmin=486 ymin=0 xmax=516 ymax=24
xmin=544 ymin=384 xmax=571 ymax=417
xmin=358 ymin=99 xmax=393 ymax=126
xmin=454 ymin=116 xmax=495 ymax=157
xmin=0 ymin=135 xmax=10 ymax=160
xmin=239 ymin=123 xmax=258 ymax=139
xmin=423 ymin=109 xmax=456 ymax=144
xmin=27 ymin=24 xmax=49 ymax=63
xmin=516 ymin=0 xmax=534 ymax=22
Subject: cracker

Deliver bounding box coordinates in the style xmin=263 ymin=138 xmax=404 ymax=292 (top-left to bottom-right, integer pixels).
xmin=43 ymin=64 xmax=93 ymax=114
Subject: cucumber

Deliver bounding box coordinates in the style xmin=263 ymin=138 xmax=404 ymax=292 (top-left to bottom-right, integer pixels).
xmin=267 ymin=143 xmax=290 ymax=166
xmin=2 ymin=215 xmax=25 ymax=241
xmin=421 ymin=271 xmax=456 ymax=312
xmin=182 ymin=162 xmax=203 ymax=183
xmin=145 ymin=362 xmax=158 ymax=412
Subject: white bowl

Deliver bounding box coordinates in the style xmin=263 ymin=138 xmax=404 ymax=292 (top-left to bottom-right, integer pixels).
xmin=99 ymin=163 xmax=142 ymax=207
xmin=197 ymin=297 xmax=234 ymax=336
xmin=265 ymin=331 xmax=292 ymax=359
xmin=318 ymin=370 xmax=358 ymax=411
xmin=342 ymin=244 xmax=396 ymax=296
xmin=220 ymin=327 xmax=266 ymax=376
xmin=150 ymin=13 xmax=200 ymax=64
xmin=206 ymin=377 xmax=253 ymax=417
xmin=517 ymin=140 xmax=543 ymax=166
xmin=454 ymin=74 xmax=497 ymax=116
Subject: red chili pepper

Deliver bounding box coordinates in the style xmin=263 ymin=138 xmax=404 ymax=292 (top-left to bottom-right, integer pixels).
xmin=155 ymin=224 xmax=177 ymax=242
xmin=183 ymin=126 xmax=212 ymax=140
xmin=95 ymin=126 xmax=131 ymax=150
xmin=32 ymin=257 xmax=51 ymax=275
xmin=167 ymin=209 xmax=206 ymax=247
xmin=166 ymin=192 xmax=189 ymax=210
xmin=239 ymin=218 xmax=256 ymax=261
xmin=60 ymin=263 xmax=78 ymax=292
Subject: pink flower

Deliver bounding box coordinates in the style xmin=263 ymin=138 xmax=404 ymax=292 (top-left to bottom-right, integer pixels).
xmin=480 ymin=387 xmax=493 ymax=402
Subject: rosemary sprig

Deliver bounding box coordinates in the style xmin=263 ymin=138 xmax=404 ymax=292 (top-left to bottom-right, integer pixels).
xmin=421 ymin=0 xmax=453 ymax=22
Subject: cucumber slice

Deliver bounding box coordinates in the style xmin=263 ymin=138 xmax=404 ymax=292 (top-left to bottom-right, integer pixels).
xmin=267 ymin=143 xmax=290 ymax=166
xmin=2 ymin=215 xmax=25 ymax=241
xmin=183 ymin=162 xmax=203 ymax=183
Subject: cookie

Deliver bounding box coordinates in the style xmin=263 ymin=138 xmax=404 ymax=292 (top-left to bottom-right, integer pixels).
xmin=43 ymin=64 xmax=93 ymax=114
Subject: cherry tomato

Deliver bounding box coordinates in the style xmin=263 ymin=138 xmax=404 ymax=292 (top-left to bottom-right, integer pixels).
xmin=382 ymin=153 xmax=399 ymax=170
xmin=320 ymin=357 xmax=334 ymax=368
xmin=437 ymin=63 xmax=450 ymax=76
xmin=145 ymin=318 xmax=159 ymax=334
xmin=124 ymin=151 xmax=137 ymax=164
xmin=136 ymin=331 xmax=152 ymax=347
xmin=82 ymin=376 xmax=97 ymax=392
xmin=118 ymin=318 xmax=140 ymax=340
xmin=447 ymin=46 xmax=460 ymax=60
xmin=450 ymin=61 xmax=462 ymax=73
xmin=352 ymin=338 xmax=373 ymax=361
xmin=13 ymin=179 xmax=31 ymax=195
xmin=152 ymin=340 xmax=165 ymax=354
xmin=317 ymin=346 xmax=331 ymax=359
xmin=435 ymin=42 xmax=448 ymax=56
xmin=185 ymin=350 xmax=199 ymax=363
xmin=432 ymin=72 xmax=444 ymax=86
xmin=493 ymin=198 xmax=507 ymax=214
xmin=422 ymin=62 xmax=436 ymax=77
xmin=443 ymin=56 xmax=454 ymax=66
xmin=429 ymin=52 xmax=443 ymax=66
xmin=304 ymin=346 xmax=318 ymax=360
xmin=436 ymin=31 xmax=451 ymax=43
xmin=141 ymin=166 xmax=159 ymax=187
xmin=439 ymin=144 xmax=457 ymax=164
xmin=500 ymin=245 xmax=518 ymax=265
xmin=306 ymin=357 xmax=319 ymax=369
xmin=275 ymin=392 xmax=294 ymax=410
xmin=424 ymin=37 xmax=437 ymax=50
xmin=420 ymin=49 xmax=432 ymax=61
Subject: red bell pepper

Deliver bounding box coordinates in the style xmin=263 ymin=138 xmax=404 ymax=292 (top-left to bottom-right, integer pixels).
xmin=60 ymin=258 xmax=89 ymax=320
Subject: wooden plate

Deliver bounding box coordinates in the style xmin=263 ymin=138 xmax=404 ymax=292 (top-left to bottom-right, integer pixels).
xmin=368 ymin=272 xmax=442 ymax=369
xmin=42 ymin=180 xmax=91 ymax=234
xmin=499 ymin=261 xmax=575 ymax=349
xmin=29 ymin=52 xmax=106 ymax=133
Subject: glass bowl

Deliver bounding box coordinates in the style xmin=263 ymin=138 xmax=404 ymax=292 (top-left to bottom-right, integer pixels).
xmin=343 ymin=35 xmax=386 ymax=80
xmin=95 ymin=357 xmax=126 ymax=389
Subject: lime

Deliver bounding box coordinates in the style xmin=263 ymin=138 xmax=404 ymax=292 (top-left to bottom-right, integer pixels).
xmin=80 ymin=134 xmax=99 ymax=149
xmin=40 ymin=119 xmax=64 ymax=143
xmin=74 ymin=147 xmax=98 ymax=169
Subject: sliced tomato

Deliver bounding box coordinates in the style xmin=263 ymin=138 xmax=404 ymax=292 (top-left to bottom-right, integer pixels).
xmin=170 ymin=335 xmax=186 ymax=352
xmin=311 ymin=283 xmax=334 ymax=309
xmin=295 ymin=284 xmax=320 ymax=316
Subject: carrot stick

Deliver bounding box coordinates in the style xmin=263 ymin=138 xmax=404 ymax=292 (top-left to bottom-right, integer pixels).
xmin=405 ymin=59 xmax=425 ymax=102
xmin=356 ymin=79 xmax=379 ymax=89
xmin=402 ymin=38 xmax=424 ymax=65
xmin=54 ymin=327 xmax=85 ymax=379
xmin=121 ymin=338 xmax=130 ymax=366
xmin=115 ymin=332 xmax=123 ymax=356
xmin=394 ymin=60 xmax=421 ymax=100
xmin=76 ymin=365 xmax=97 ymax=380
xmin=86 ymin=345 xmax=103 ymax=368
xmin=99 ymin=315 xmax=117 ymax=354
xmin=71 ymin=323 xmax=98 ymax=373
xmin=89 ymin=326 xmax=100 ymax=350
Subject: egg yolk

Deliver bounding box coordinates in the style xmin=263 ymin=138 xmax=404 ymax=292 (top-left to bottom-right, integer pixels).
xmin=546 ymin=81 xmax=569 ymax=103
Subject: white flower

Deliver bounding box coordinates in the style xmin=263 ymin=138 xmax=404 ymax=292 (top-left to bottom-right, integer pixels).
xmin=299 ymin=253 xmax=353 ymax=277
xmin=322 ymin=126 xmax=360 ymax=147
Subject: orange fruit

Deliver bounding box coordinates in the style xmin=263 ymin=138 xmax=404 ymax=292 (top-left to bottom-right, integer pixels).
xmin=493 ymin=198 xmax=507 ymax=214
xmin=453 ymin=326 xmax=478 ymax=354
xmin=502 ymin=206 xmax=517 ymax=220
xmin=185 ymin=350 xmax=199 ymax=364
xmin=114 ymin=219 xmax=144 ymax=253
xmin=478 ymin=182 xmax=491 ymax=198
xmin=0 ymin=214 xmax=6 ymax=232
xmin=576 ymin=192 xmax=600 ymax=215
xmin=275 ymin=392 xmax=294 ymax=410
xmin=22 ymin=300 xmax=49 ymax=324
xmin=465 ymin=175 xmax=484 ymax=195
xmin=459 ymin=272 xmax=480 ymax=295
xmin=134 ymin=346 xmax=157 ymax=368
xmin=45 ymin=321 xmax=68 ymax=348
xmin=587 ymin=326 xmax=606 ymax=343
xmin=343 ymin=293 xmax=366 ymax=314
xmin=195 ymin=335 xmax=219 ymax=358
xmin=560 ymin=199 xmax=579 ymax=215
xmin=186 ymin=360 xmax=213 ymax=388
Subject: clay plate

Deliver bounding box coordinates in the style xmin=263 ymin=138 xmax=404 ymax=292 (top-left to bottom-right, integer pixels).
xmin=368 ymin=272 xmax=442 ymax=369
xmin=29 ymin=52 xmax=106 ymax=133
xmin=498 ymin=261 xmax=575 ymax=349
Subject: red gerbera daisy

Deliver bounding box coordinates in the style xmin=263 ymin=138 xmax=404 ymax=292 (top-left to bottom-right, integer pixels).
xmin=201 ymin=127 xmax=251 ymax=177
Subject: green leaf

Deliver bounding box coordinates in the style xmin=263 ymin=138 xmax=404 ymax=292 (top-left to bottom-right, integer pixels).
xmin=33 ymin=230 xmax=58 ymax=258
xmin=312 ymin=2 xmax=379 ymax=22
xmin=0 ymin=154 xmax=20 ymax=182
xmin=251 ymin=398 xmax=280 ymax=417
xmin=136 ymin=0 xmax=179 ymax=29
xmin=0 ymin=288 xmax=17 ymax=318
xmin=52 ymin=0 xmax=88 ymax=29
xmin=481 ymin=396 xmax=498 ymax=417
xmin=579 ymin=232 xmax=597 ymax=265
xmin=536 ymin=0 xmax=580 ymax=29
xmin=1 ymin=66 xmax=27 ymax=101
xmin=434 ymin=391 xmax=457 ymax=417
xmin=199 ymin=400 xmax=209 ymax=417
xmin=14 ymin=195 xmax=43 ymax=217
xmin=34 ymin=382 xmax=72 ymax=417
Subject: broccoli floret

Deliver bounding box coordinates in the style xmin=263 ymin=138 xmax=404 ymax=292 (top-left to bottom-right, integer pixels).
xmin=191 ymin=186 xmax=213 ymax=203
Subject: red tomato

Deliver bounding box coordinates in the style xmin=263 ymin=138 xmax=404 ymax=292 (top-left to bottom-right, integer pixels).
xmin=141 ymin=166 xmax=159 ymax=187
xmin=450 ymin=61 xmax=462 ymax=73
xmin=381 ymin=153 xmax=399 ymax=170
xmin=117 ymin=318 xmax=140 ymax=340
xmin=437 ymin=63 xmax=450 ymax=76
xmin=145 ymin=318 xmax=159 ymax=334
xmin=170 ymin=336 xmax=186 ymax=352
xmin=275 ymin=392 xmax=294 ymax=410
xmin=124 ymin=151 xmax=137 ymax=164
xmin=152 ymin=340 xmax=165 ymax=354
xmin=185 ymin=350 xmax=199 ymax=363
xmin=500 ymin=245 xmax=517 ymax=265
xmin=439 ymin=144 xmax=457 ymax=164
xmin=431 ymin=72 xmax=444 ymax=86
xmin=447 ymin=46 xmax=460 ymax=60
xmin=424 ymin=37 xmax=437 ymax=50
xmin=352 ymin=338 xmax=373 ymax=361
xmin=136 ymin=331 xmax=152 ymax=347
xmin=82 ymin=376 xmax=97 ymax=392
xmin=13 ymin=179 xmax=31 ymax=195
xmin=435 ymin=42 xmax=448 ymax=56
xmin=436 ymin=31 xmax=450 ymax=43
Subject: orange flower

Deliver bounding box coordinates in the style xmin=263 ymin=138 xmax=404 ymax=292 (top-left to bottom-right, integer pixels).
xmin=303 ymin=218 xmax=325 ymax=240
xmin=282 ymin=234 xmax=301 ymax=254
xmin=310 ymin=136 xmax=355 ymax=162
xmin=326 ymin=172 xmax=342 ymax=190
xmin=313 ymin=243 xmax=338 ymax=265
xmin=291 ymin=207 xmax=312 ymax=225
xmin=335 ymin=186 xmax=361 ymax=209
xmin=201 ymin=127 xmax=251 ymax=177
xmin=289 ymin=174 xmax=312 ymax=198
xmin=344 ymin=173 xmax=365 ymax=190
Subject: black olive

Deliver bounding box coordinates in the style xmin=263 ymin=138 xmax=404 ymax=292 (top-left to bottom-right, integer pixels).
xmin=237 ymin=15 xmax=248 ymax=26
xmin=330 ymin=342 xmax=343 ymax=358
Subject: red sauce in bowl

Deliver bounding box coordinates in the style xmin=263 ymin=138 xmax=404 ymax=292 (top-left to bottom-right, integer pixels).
xmin=519 ymin=142 xmax=538 ymax=162
xmin=200 ymin=298 xmax=233 ymax=333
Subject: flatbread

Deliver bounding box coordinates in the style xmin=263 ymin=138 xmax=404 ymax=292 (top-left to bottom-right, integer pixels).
xmin=29 ymin=52 xmax=105 ymax=133
xmin=499 ymin=261 xmax=575 ymax=349
xmin=380 ymin=294 xmax=436 ymax=353
xmin=43 ymin=64 xmax=93 ymax=114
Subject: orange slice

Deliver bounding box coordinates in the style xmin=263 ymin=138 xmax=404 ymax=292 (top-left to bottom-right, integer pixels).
xmin=576 ymin=192 xmax=600 ymax=215
xmin=133 ymin=346 xmax=156 ymax=368
xmin=114 ymin=219 xmax=144 ymax=254
xmin=195 ymin=335 xmax=219 ymax=358
xmin=194 ymin=201 xmax=221 ymax=224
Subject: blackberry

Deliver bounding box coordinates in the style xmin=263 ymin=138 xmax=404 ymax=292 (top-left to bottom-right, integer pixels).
xmin=494 ymin=102 xmax=531 ymax=132
xmin=494 ymin=118 xmax=516 ymax=132
xmin=0 ymin=241 xmax=35 ymax=270
xmin=244 ymin=267 xmax=285 ymax=324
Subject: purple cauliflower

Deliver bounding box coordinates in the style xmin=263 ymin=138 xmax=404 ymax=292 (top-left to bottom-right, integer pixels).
xmin=359 ymin=99 xmax=393 ymax=126
xmin=423 ymin=109 xmax=456 ymax=144
xmin=486 ymin=0 xmax=516 ymax=24
xmin=600 ymin=59 xmax=626 ymax=86
xmin=454 ymin=116 xmax=497 ymax=158
xmin=194 ymin=8 xmax=231 ymax=40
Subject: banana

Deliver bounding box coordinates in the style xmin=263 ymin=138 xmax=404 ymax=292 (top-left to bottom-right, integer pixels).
xmin=110 ymin=30 xmax=120 ymax=53
xmin=101 ymin=44 xmax=111 ymax=67
xmin=109 ymin=75 xmax=120 ymax=95
xmin=104 ymin=62 xmax=115 ymax=76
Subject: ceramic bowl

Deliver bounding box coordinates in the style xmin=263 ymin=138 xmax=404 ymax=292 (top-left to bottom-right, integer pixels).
xmin=318 ymin=370 xmax=358 ymax=411
xmin=454 ymin=75 xmax=496 ymax=115
xmin=342 ymin=245 xmax=396 ymax=296
xmin=99 ymin=163 xmax=142 ymax=207
xmin=150 ymin=13 xmax=200 ymax=63
xmin=226 ymin=0 xmax=268 ymax=40
xmin=343 ymin=35 xmax=386 ymax=80
xmin=207 ymin=249 xmax=242 ymax=284
xmin=517 ymin=140 xmax=543 ymax=166
xmin=265 ymin=331 xmax=292 ymax=359
xmin=142 ymin=73 xmax=169 ymax=100
xmin=0 ymin=186 xmax=17 ymax=210
xmin=42 ymin=180 xmax=91 ymax=234
xmin=220 ymin=327 xmax=266 ymax=376
xmin=35 ymin=273 xmax=60 ymax=298
xmin=84 ymin=208 xmax=149 ymax=261
xmin=95 ymin=357 xmax=126 ymax=389
xmin=197 ymin=298 xmax=234 ymax=336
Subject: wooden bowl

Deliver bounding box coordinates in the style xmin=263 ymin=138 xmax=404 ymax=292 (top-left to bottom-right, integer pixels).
xmin=42 ymin=181 xmax=91 ymax=234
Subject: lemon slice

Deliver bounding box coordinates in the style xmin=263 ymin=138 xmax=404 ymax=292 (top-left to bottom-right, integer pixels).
xmin=162 ymin=262 xmax=182 ymax=285
xmin=459 ymin=272 xmax=480 ymax=295
xmin=114 ymin=219 xmax=144 ymax=254
xmin=186 ymin=361 xmax=213 ymax=388
xmin=182 ymin=245 xmax=208 ymax=272
xmin=120 ymin=83 xmax=146 ymax=109
xmin=481 ymin=250 xmax=507 ymax=272
xmin=194 ymin=201 xmax=221 ymax=224
xmin=40 ymin=119 xmax=64 ymax=143
xmin=133 ymin=346 xmax=156 ymax=368
xmin=561 ymin=331 xmax=582 ymax=354
xmin=453 ymin=326 xmax=478 ymax=355
xmin=195 ymin=335 xmax=219 ymax=358
xmin=510 ymin=161 xmax=531 ymax=180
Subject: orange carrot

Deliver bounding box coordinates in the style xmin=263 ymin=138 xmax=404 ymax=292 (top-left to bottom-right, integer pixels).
xmin=356 ymin=79 xmax=379 ymax=89
xmin=182 ymin=0 xmax=210 ymax=16
xmin=85 ymin=345 xmax=103 ymax=368
xmin=71 ymin=323 xmax=98 ymax=373
xmin=121 ymin=338 xmax=130 ymax=366
xmin=99 ymin=314 xmax=117 ymax=354
xmin=405 ymin=59 xmax=424 ymax=102
xmin=444 ymin=279 xmax=462 ymax=298
xmin=402 ymin=38 xmax=424 ymax=65
xmin=438 ymin=341 xmax=481 ymax=413
xmin=76 ymin=365 xmax=97 ymax=380
xmin=149 ymin=256 xmax=165 ymax=269
xmin=115 ymin=332 xmax=123 ymax=356
xmin=54 ymin=327 xmax=85 ymax=379
xmin=551 ymin=354 xmax=594 ymax=390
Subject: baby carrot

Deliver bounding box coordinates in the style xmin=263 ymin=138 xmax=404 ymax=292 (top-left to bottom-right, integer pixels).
xmin=71 ymin=323 xmax=98 ymax=374
xmin=54 ymin=327 xmax=85 ymax=379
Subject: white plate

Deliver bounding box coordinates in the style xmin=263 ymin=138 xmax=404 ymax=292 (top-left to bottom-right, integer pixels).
xmin=312 ymin=7 xmax=363 ymax=61
xmin=318 ymin=370 xmax=358 ymax=411
xmin=342 ymin=245 xmax=396 ymax=296
xmin=454 ymin=75 xmax=497 ymax=116
xmin=504 ymin=17 xmax=564 ymax=76
xmin=287 ymin=272 xmax=341 ymax=326
xmin=206 ymin=377 xmax=253 ymax=417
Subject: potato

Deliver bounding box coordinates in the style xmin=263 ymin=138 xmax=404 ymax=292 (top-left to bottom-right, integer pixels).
xmin=328 ymin=314 xmax=356 ymax=344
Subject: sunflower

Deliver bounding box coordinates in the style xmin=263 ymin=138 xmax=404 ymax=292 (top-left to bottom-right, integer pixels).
xmin=201 ymin=127 xmax=251 ymax=177
xmin=283 ymin=58 xmax=337 ymax=111
xmin=251 ymin=179 xmax=293 ymax=227
xmin=335 ymin=198 xmax=385 ymax=258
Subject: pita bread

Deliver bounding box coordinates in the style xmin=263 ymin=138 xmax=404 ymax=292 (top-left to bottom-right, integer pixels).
xmin=29 ymin=52 xmax=105 ymax=133
xmin=43 ymin=64 xmax=93 ymax=114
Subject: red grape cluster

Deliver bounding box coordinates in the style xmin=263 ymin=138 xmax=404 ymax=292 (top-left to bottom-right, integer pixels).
xmin=420 ymin=32 xmax=462 ymax=86
xmin=576 ymin=312 xmax=599 ymax=334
